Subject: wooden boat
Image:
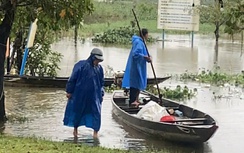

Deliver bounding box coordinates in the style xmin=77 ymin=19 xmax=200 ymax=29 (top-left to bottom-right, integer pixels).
xmin=3 ymin=75 xmax=171 ymax=88
xmin=112 ymin=90 xmax=218 ymax=144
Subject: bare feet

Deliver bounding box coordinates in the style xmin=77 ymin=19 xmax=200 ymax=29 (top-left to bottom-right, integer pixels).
xmin=93 ymin=131 xmax=98 ymax=139
xmin=73 ymin=128 xmax=78 ymax=137
xmin=130 ymin=101 xmax=140 ymax=108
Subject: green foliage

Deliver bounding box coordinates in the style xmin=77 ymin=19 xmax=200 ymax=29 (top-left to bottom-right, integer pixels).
xmin=146 ymin=85 xmax=197 ymax=101
xmin=79 ymin=0 xmax=230 ymax=37
xmin=224 ymin=0 xmax=244 ymax=35
xmin=92 ymin=26 xmax=156 ymax=44
xmin=2 ymin=0 xmax=94 ymax=77
xmin=92 ymin=26 xmax=137 ymax=44
xmin=199 ymin=6 xmax=212 ymax=24
xmin=83 ymin=1 xmax=157 ymax=24
xmin=24 ymin=27 xmax=63 ymax=77
xmin=105 ymin=83 xmax=196 ymax=100
xmin=25 ymin=33 xmax=63 ymax=77
xmin=198 ymin=1 xmax=227 ymax=24
xmin=104 ymin=84 xmax=121 ymax=93
xmin=198 ymin=0 xmax=244 ymax=40
xmin=180 ymin=69 xmax=244 ymax=87
xmin=11 ymin=10 xmax=63 ymax=77
xmin=1 ymin=0 xmax=94 ymax=30
xmin=135 ymin=2 xmax=157 ymax=21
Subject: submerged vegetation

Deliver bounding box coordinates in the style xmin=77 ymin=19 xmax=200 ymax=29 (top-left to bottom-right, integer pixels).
xmin=104 ymin=84 xmax=121 ymax=93
xmin=92 ymin=26 xmax=156 ymax=44
xmin=104 ymin=66 xmax=197 ymax=100
xmin=103 ymin=67 xmax=244 ymax=101
xmin=179 ymin=69 xmax=244 ymax=87
xmin=4 ymin=0 xmax=243 ymax=76
xmin=105 ymin=84 xmax=197 ymax=101
xmin=146 ymin=85 xmax=197 ymax=101
xmin=5 ymin=0 xmax=243 ymax=77
xmin=77 ymin=1 xmax=202 ymax=38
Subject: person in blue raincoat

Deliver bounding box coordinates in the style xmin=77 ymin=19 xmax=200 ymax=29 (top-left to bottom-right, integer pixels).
xmin=122 ymin=28 xmax=151 ymax=107
xmin=63 ymin=48 xmax=104 ymax=138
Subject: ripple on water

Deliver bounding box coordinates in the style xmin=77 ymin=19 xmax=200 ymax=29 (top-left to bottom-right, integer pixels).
xmin=3 ymin=36 xmax=244 ymax=152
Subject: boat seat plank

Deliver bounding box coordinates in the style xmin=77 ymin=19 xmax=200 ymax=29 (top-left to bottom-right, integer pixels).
xmin=175 ymin=118 xmax=207 ymax=122
xmin=120 ymin=107 xmax=141 ymax=111
xmin=181 ymin=122 xmax=207 ymax=126
xmin=111 ymin=90 xmax=218 ymax=143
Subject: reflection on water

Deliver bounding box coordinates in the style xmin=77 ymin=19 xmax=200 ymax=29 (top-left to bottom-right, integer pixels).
xmin=53 ymin=35 xmax=244 ymax=77
xmin=112 ymin=113 xmax=212 ymax=153
xmin=2 ymin=35 xmax=244 ymax=153
xmin=64 ymin=137 xmax=100 ymax=147
xmin=3 ymin=83 xmax=244 ymax=153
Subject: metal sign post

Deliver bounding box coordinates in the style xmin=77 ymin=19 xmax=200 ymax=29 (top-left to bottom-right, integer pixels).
xmin=191 ymin=31 xmax=194 ymax=48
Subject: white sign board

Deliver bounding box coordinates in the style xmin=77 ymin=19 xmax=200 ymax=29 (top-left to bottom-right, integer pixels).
xmin=157 ymin=0 xmax=200 ymax=31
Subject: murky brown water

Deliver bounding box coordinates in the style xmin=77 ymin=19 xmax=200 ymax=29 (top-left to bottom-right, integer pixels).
xmin=55 ymin=35 xmax=244 ymax=77
xmin=2 ymin=35 xmax=244 ymax=152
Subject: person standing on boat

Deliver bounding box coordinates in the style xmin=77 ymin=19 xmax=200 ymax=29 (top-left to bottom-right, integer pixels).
xmin=122 ymin=28 xmax=151 ymax=107
xmin=63 ymin=48 xmax=104 ymax=138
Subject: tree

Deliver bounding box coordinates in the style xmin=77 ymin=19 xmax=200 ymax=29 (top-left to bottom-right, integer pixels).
xmin=0 ymin=0 xmax=94 ymax=122
xmin=0 ymin=0 xmax=16 ymax=122
xmin=224 ymin=0 xmax=244 ymax=41
xmin=198 ymin=0 xmax=238 ymax=66
xmin=199 ymin=0 xmax=227 ymax=43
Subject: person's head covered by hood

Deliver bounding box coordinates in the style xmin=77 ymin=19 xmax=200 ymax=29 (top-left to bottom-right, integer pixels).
xmin=139 ymin=28 xmax=149 ymax=40
xmin=131 ymin=28 xmax=149 ymax=44
xmin=89 ymin=48 xmax=104 ymax=66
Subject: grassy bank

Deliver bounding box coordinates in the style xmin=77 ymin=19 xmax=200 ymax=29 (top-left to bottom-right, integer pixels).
xmin=0 ymin=135 xmax=134 ymax=153
xmin=61 ymin=1 xmax=225 ymax=38
xmin=80 ymin=20 xmax=219 ymax=37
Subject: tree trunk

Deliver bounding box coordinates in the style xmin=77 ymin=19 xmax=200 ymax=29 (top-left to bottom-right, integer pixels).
xmin=0 ymin=121 xmax=5 ymax=133
xmin=214 ymin=21 xmax=220 ymax=43
xmin=213 ymin=20 xmax=220 ymax=71
xmin=0 ymin=2 xmax=16 ymax=122
xmin=10 ymin=30 xmax=23 ymax=74
xmin=74 ymin=25 xmax=78 ymax=47
xmin=16 ymin=47 xmax=23 ymax=74
xmin=241 ymin=30 xmax=243 ymax=54
xmin=6 ymin=38 xmax=10 ymax=74
xmin=214 ymin=21 xmax=220 ymax=65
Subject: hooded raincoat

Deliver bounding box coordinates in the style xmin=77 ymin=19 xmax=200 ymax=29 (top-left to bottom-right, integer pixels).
xmin=122 ymin=35 xmax=148 ymax=90
xmin=63 ymin=55 xmax=104 ymax=132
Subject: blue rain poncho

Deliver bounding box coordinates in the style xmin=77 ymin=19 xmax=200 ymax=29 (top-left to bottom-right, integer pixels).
xmin=63 ymin=55 xmax=104 ymax=132
xmin=122 ymin=35 xmax=148 ymax=90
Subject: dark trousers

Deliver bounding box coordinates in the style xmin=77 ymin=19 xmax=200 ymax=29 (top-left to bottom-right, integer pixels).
xmin=129 ymin=87 xmax=140 ymax=104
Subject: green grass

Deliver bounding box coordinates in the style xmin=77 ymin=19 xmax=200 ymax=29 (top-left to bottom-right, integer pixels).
xmin=0 ymin=135 xmax=135 ymax=153
xmin=78 ymin=20 xmax=221 ymax=38
xmin=0 ymin=134 xmax=171 ymax=153
xmin=74 ymin=1 xmax=224 ymax=38
xmin=59 ymin=1 xmax=227 ymax=38
xmin=59 ymin=0 xmax=227 ymax=40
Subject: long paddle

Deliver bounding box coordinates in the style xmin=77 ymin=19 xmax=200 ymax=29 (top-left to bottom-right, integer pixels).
xmin=132 ymin=9 xmax=163 ymax=106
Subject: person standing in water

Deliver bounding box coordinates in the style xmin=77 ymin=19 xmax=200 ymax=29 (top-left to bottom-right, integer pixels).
xmin=122 ymin=28 xmax=151 ymax=107
xmin=63 ymin=48 xmax=104 ymax=138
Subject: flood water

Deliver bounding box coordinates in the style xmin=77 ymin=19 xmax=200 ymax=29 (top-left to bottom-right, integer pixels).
xmin=2 ymin=34 xmax=244 ymax=153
